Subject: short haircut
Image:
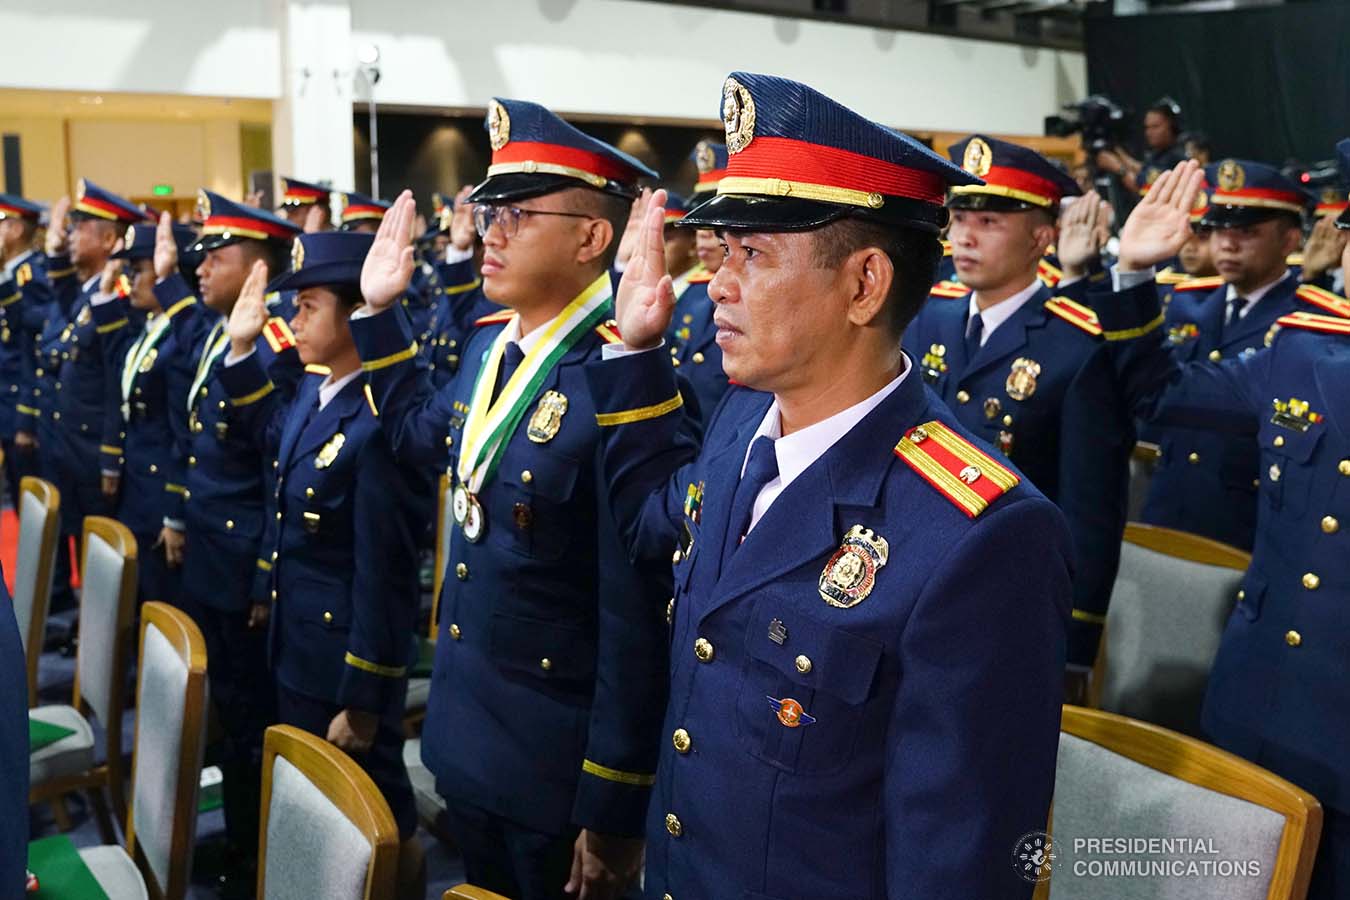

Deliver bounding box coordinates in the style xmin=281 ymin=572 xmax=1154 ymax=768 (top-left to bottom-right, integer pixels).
xmin=331 ymin=282 xmax=364 ymax=309
xmin=810 ymin=217 xmax=942 ymax=338
xmin=239 ymin=238 xmax=288 ymax=281
xmin=559 ymin=187 xmax=631 ymax=269
xmin=1181 ymin=130 xmax=1211 ymax=156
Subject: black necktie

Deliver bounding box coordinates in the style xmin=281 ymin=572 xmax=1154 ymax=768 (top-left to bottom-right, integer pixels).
xmin=492 ymin=342 xmax=526 ymax=404
xmin=1227 ymin=296 xmax=1249 ymax=325
xmin=721 ymin=436 xmax=779 ymax=569
xmin=964 ymin=311 xmax=984 ymax=361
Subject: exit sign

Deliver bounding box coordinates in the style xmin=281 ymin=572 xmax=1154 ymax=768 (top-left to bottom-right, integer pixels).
xmin=151 ymin=184 xmax=173 ymax=196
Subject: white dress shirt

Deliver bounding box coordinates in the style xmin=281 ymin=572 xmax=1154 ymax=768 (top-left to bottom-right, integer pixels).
xmin=966 ymin=278 xmax=1043 ymax=345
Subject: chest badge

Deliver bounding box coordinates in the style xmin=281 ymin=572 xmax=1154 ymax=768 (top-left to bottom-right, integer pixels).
xmin=767 ymin=696 xmax=816 ymax=728
xmin=527 ymin=390 xmax=568 ymax=443
xmin=1005 ymin=357 xmax=1041 ymax=402
xmin=920 ymin=343 xmax=948 ymax=384
xmin=315 ymin=432 xmax=346 ymax=469
xmin=819 ymin=525 xmax=890 ymax=609
xmin=1168 ymin=323 xmax=1200 ymax=345
xmin=76 ymin=306 xmax=91 ymax=326
xmin=683 ymin=481 xmax=704 ymax=524
xmin=1271 ymin=397 xmax=1321 ymax=433
xmin=983 ymin=397 xmax=1002 ymax=420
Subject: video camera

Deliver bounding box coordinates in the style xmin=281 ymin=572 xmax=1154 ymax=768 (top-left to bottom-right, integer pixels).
xmin=1045 ymin=95 xmax=1130 ymax=154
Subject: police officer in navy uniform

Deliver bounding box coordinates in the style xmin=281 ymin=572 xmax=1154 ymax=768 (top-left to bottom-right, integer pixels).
xmin=149 ymin=192 xmax=302 ymax=892
xmin=1090 ymin=161 xmax=1350 ymax=898
xmin=218 ymin=232 xmax=428 ymax=898
xmin=1136 ymin=160 xmax=1330 ymax=551
xmin=88 ymin=221 xmax=198 ymax=609
xmin=585 ymin=72 xmax=1072 ymax=900
xmin=29 ymin=181 xmax=143 ymax=612
xmin=277 ymin=176 xmax=332 ymax=231
xmin=335 ymin=190 xmax=439 ymax=341
xmin=423 ymin=185 xmax=501 ymax=388
xmin=902 ymin=135 xmax=1135 ymax=678
xmin=0 ymin=570 xmax=26 ymax=900
xmin=0 ymin=193 xmax=50 ymax=507
xmin=355 ymin=99 xmax=672 ymax=900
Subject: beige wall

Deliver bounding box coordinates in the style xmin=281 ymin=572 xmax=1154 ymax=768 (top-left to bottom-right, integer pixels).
xmin=0 ymin=117 xmax=67 ymax=202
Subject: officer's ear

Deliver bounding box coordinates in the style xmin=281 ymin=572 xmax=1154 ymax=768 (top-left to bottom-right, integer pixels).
xmin=1031 ymin=208 xmax=1058 ymax=256
xmin=574 ymin=216 xmax=615 ymax=268
xmin=843 ymin=245 xmax=895 ymax=330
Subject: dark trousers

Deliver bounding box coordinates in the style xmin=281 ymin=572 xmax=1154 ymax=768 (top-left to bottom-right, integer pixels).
xmin=132 ymin=531 xmax=184 ymax=612
xmin=276 ymin=683 xmax=417 ymax=839
xmin=1 ymin=437 xmax=35 ymax=509
xmin=440 ymin=797 xmax=580 ymax=900
xmin=1309 ymin=806 xmax=1350 ymax=900
xmin=198 ymin=603 xmax=274 ymax=859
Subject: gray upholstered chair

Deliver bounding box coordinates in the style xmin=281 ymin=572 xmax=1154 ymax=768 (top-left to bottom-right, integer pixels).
xmin=1127 ymin=442 xmax=1161 ymax=521
xmin=444 ymin=886 xmax=511 ymax=900
xmin=258 ymin=724 xmax=399 ymax=900
xmin=1091 ymin=522 xmax=1250 ymax=736
xmin=70 ymin=601 xmax=209 ymax=900
xmin=28 ymin=516 xmax=138 ymax=840
xmin=1044 ymin=706 xmax=1321 ymax=900
xmin=13 ymin=476 xmax=61 ymax=706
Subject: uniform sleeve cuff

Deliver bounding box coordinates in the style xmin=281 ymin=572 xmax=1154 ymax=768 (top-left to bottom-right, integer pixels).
xmin=351 ymin=304 xmax=418 ymax=369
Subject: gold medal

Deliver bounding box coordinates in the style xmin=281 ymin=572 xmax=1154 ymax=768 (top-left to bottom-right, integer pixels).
xmin=1005 ymin=358 xmax=1041 ymax=402
xmin=527 ymin=390 xmax=568 ymax=443
xmin=76 ymin=306 xmax=91 ymax=326
xmin=139 ymin=347 xmax=158 ymax=373
xmin=462 ymin=494 xmax=485 ymax=542
xmin=314 ymin=432 xmax=345 ymax=469
xmin=452 ymin=484 xmax=470 ymax=525
xmin=819 ymin=525 xmax=890 ymax=609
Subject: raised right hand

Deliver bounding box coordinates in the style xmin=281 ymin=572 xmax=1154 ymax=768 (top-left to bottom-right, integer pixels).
xmin=613 ymin=188 xmax=675 ymax=351
xmin=98 ymin=241 xmax=124 ymax=295
xmin=44 ymin=197 xmax=70 ymax=256
xmin=449 ymin=185 xmax=476 ymax=251
xmin=1116 ymin=159 xmax=1205 ymax=272
xmin=227 ymin=259 xmax=270 ymax=355
xmin=153 ymin=212 xmax=179 ymax=281
xmin=1056 ymin=191 xmax=1110 ymax=276
xmin=614 ymin=188 xmax=652 ymax=268
xmin=360 ymin=190 xmax=417 ymax=312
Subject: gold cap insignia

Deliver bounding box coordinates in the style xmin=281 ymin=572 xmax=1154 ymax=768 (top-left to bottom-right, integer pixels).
xmin=315 ymin=432 xmax=345 ymax=469
xmin=1005 ymin=357 xmax=1041 ymax=402
xmin=1322 ymin=186 xmax=1342 ymax=205
xmin=819 ymin=525 xmax=889 ymax=609
xmin=76 ymin=178 xmax=88 ymax=201
xmin=195 ymin=189 xmax=212 ymax=221
xmin=695 ymin=140 xmax=716 ymax=174
xmin=722 ymin=77 xmax=756 ymax=155
xmin=1192 ymin=190 xmax=1208 ymax=212
xmin=488 ymin=100 xmax=511 ymax=152
xmin=124 ymin=225 xmax=136 ymax=248
xmin=336 ymin=193 xmax=349 ymax=217
xmin=962 ymin=138 xmax=993 ymax=178
xmin=527 ymin=390 xmax=568 ymax=443
xmin=1216 ymin=159 xmax=1245 ymax=193
xmin=291 ymin=237 xmax=305 ymax=271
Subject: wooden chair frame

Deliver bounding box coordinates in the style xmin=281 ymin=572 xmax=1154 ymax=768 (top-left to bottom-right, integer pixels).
xmin=124 ymin=601 xmax=209 ymax=900
xmin=258 ymin=724 xmax=400 ymax=900
xmin=1089 ymin=522 xmax=1252 ymax=707
xmin=1042 ymin=706 xmax=1322 ymax=900
xmin=17 ymin=476 xmax=61 ymax=707
xmin=28 ymin=515 xmax=138 ymax=841
xmin=444 ymin=887 xmax=511 ymax=900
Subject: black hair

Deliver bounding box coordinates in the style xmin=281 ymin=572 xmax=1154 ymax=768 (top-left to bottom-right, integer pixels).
xmin=1181 ymin=131 xmax=1212 ymax=156
xmin=560 ymin=187 xmax=631 ymax=269
xmin=810 ymin=217 xmax=942 ymax=338
xmin=331 ymin=282 xmax=365 ymax=309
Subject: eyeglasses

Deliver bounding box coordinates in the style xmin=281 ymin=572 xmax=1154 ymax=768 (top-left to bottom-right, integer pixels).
xmin=472 ymin=204 xmax=594 ymax=239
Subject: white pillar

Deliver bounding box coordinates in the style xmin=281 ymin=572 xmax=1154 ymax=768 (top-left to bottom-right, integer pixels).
xmin=271 ymin=0 xmax=357 ymax=211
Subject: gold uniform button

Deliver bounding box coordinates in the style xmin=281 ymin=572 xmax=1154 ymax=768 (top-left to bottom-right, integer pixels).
xmin=540 ymin=658 xmax=552 ymax=671
xmin=275 ymin=511 xmax=282 ymax=521
xmin=672 ymin=549 xmax=683 ymax=564
xmin=449 ymin=623 xmax=462 ymax=640
xmin=270 ymin=589 xmax=277 ymax=601
xmin=188 ymin=456 xmax=196 ymax=466
xmin=445 ymin=435 xmax=453 ymax=448
xmin=666 ymin=597 xmax=675 ymax=626
xmin=1273 ymin=435 xmax=1285 ymax=448
xmin=1208 ymin=350 xmax=1222 ymax=362
xmin=956 ymin=390 xmax=971 ymax=404
xmin=1002 ymin=414 xmax=1013 ymax=427
xmin=665 ymin=813 xmax=683 ymax=837
xmin=199 ymin=387 xmax=208 ymax=398
xmin=1339 ymin=459 xmax=1350 ymax=476
xmin=1322 ymin=516 xmax=1339 ymax=534
xmin=1285 ymin=630 xmax=1302 ymax=647
xmin=455 ymin=562 xmax=468 ymax=581
xmin=795 ymin=655 xmax=813 ymax=675
xmin=1303 ymin=573 xmax=1320 ymax=591
xmin=225 ymin=519 xmax=235 ymax=530
xmin=692 ymin=352 xmax=705 ymax=364
xmin=52 ymin=411 xmax=60 ymax=421
xmin=694 ymin=637 xmax=714 ymax=662
xmin=1187 ymin=452 xmax=1200 ymax=464
xmin=672 ymin=728 xmax=691 ymax=754
xmin=149 ymin=463 xmax=158 ymax=473
xmin=306 ymin=487 xmax=315 ymax=499
xmin=271 ymin=551 xmax=278 ymax=561
xmin=323 ymin=611 xmax=333 ymax=624
xmin=521 ymin=469 xmax=533 ymax=484
xmin=664 ymin=895 xmax=674 ymax=900
xmin=1237 ymin=589 xmax=1245 ymax=601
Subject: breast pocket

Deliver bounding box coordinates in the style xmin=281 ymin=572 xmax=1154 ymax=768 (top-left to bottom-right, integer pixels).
xmin=492 ymin=448 xmax=582 ymax=561
xmin=735 ymin=593 xmax=883 ymax=776
xmin=1261 ymin=424 xmax=1323 ymax=519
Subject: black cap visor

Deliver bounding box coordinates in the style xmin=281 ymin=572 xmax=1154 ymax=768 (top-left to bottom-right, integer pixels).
xmin=467 ymin=172 xmax=639 ymax=205
xmin=679 ymin=192 xmax=949 ymax=234
xmin=1200 ymin=204 xmax=1297 ymax=229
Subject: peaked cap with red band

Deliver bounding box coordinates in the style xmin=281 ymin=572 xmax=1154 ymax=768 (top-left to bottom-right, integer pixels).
xmin=663 ymin=191 xmax=692 ymax=224
xmin=946 ymin=134 xmax=1080 ymax=212
xmin=690 ymin=140 xmax=728 ymax=200
xmin=680 ymin=72 xmax=978 ymax=234
xmin=1200 ymin=159 xmax=1310 ymax=228
xmin=280 ymin=177 xmax=331 ymax=208
xmin=0 ymin=192 xmax=42 ymax=222
xmin=1331 ymin=139 xmax=1350 ymax=229
xmin=468 ymin=98 xmax=658 ymax=204
xmin=336 ymin=190 xmax=391 ymax=229
xmin=70 ymin=178 xmax=143 ymax=224
xmin=191 ymin=189 xmax=301 ymax=253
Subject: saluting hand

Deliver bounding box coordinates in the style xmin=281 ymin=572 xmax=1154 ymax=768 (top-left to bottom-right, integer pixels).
xmin=613 ymin=188 xmax=651 ymax=268
xmin=360 ymin=189 xmax=417 ymax=313
xmin=98 ymin=242 xmax=124 ymax=296
xmin=45 ymin=196 xmax=70 ymax=257
xmin=227 ymin=259 xmax=270 ymax=356
xmin=449 ymin=185 xmax=476 ymax=252
xmin=1117 ymin=159 xmax=1205 ymax=272
xmin=153 ymin=212 xmax=178 ymax=281
xmin=613 ymin=188 xmax=675 ymax=351
xmin=1300 ymin=215 xmax=1348 ymax=284
xmin=303 ymin=203 xmax=326 ymax=234
xmin=1057 ymin=191 xmax=1112 ymax=277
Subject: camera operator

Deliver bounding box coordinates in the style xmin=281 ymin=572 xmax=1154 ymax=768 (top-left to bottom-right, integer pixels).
xmin=1096 ymin=97 xmax=1188 ymax=194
